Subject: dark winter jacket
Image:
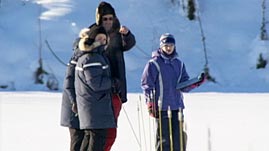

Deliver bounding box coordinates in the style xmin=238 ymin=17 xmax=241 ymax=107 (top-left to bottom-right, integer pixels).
xmin=141 ymin=49 xmax=190 ymax=111
xmin=60 ymin=38 xmax=83 ymax=129
xmin=75 ymin=44 xmax=116 ymax=129
xmin=89 ymin=22 xmax=136 ymax=103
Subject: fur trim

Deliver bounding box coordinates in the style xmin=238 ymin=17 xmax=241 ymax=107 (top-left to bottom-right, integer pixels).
xmin=79 ymin=39 xmax=101 ymax=51
xmin=79 ymin=28 xmax=90 ymax=38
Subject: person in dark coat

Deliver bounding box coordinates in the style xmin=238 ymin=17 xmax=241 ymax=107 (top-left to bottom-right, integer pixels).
xmin=78 ymin=2 xmax=136 ymax=151
xmin=60 ymin=38 xmax=85 ymax=151
xmin=141 ymin=33 xmax=206 ymax=151
xmin=94 ymin=1 xmax=136 ymax=104
xmin=75 ymin=25 xmax=116 ymax=151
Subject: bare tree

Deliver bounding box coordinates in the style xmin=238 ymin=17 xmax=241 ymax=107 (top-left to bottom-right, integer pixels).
xmin=260 ymin=0 xmax=269 ymax=40
xmin=256 ymin=0 xmax=268 ymax=69
xmin=34 ymin=5 xmax=48 ymax=84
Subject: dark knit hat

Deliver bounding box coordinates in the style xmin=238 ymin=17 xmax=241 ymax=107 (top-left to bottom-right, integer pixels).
xmin=85 ymin=26 xmax=107 ymax=46
xmin=96 ymin=1 xmax=116 ymax=25
xmin=160 ymin=33 xmax=176 ymax=48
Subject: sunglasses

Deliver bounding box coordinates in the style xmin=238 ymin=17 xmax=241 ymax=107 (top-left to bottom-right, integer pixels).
xmin=102 ymin=17 xmax=113 ymax=21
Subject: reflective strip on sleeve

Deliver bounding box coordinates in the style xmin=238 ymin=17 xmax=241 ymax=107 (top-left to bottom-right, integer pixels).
xmin=83 ymin=62 xmax=102 ymax=69
xmin=76 ymin=62 xmax=108 ymax=71
xmin=70 ymin=60 xmax=77 ymax=65
xmin=102 ymin=65 xmax=109 ymax=69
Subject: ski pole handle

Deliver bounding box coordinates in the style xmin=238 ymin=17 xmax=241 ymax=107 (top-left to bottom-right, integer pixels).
xmin=178 ymin=108 xmax=183 ymax=121
xmin=168 ymin=106 xmax=172 ymax=118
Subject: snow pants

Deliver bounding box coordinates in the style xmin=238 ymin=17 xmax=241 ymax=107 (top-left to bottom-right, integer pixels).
xmin=69 ymin=128 xmax=85 ymax=151
xmin=155 ymin=110 xmax=187 ymax=151
xmin=103 ymin=94 xmax=122 ymax=151
xmin=80 ymin=129 xmax=107 ymax=151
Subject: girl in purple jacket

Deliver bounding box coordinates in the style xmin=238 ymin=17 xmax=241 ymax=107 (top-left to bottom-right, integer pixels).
xmin=141 ymin=33 xmax=205 ymax=151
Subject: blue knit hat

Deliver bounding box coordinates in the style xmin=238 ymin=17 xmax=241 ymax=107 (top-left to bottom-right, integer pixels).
xmin=160 ymin=33 xmax=175 ymax=48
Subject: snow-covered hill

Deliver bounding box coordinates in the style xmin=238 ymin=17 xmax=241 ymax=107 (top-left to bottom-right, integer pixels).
xmin=0 ymin=0 xmax=268 ymax=92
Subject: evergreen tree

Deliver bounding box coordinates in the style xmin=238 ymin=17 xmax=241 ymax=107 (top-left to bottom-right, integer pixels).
xmin=256 ymin=53 xmax=267 ymax=69
xmin=187 ymin=0 xmax=196 ymax=20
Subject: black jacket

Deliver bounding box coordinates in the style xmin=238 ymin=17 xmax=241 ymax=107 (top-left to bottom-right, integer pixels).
xmin=90 ymin=22 xmax=136 ymax=103
xmin=75 ymin=45 xmax=116 ymax=129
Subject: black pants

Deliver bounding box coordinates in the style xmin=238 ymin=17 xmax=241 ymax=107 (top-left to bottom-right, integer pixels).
xmin=69 ymin=128 xmax=85 ymax=151
xmin=155 ymin=110 xmax=187 ymax=151
xmin=80 ymin=129 xmax=107 ymax=151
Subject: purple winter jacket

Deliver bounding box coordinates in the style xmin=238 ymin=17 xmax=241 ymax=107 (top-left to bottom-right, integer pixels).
xmin=141 ymin=49 xmax=190 ymax=111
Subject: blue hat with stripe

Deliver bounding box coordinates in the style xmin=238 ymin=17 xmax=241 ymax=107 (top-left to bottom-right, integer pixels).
xmin=160 ymin=33 xmax=175 ymax=48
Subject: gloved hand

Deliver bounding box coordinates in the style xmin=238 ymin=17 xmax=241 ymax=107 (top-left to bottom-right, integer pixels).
xmin=196 ymin=72 xmax=207 ymax=86
xmin=119 ymin=25 xmax=130 ymax=35
xmin=147 ymin=102 xmax=158 ymax=118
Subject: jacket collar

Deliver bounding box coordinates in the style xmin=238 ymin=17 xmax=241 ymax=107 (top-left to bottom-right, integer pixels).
xmin=152 ymin=48 xmax=178 ymax=61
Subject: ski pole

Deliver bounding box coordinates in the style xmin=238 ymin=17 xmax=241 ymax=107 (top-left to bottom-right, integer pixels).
xmin=140 ymin=95 xmax=148 ymax=151
xmin=151 ymin=89 xmax=157 ymax=151
xmin=151 ymin=89 xmax=157 ymax=118
xmin=208 ymin=127 xmax=212 ymax=151
xmin=123 ymin=106 xmax=141 ymax=147
xmin=158 ymin=98 xmax=163 ymax=151
xmin=178 ymin=108 xmax=184 ymax=151
xmin=148 ymin=91 xmax=153 ymax=151
xmin=151 ymin=116 xmax=157 ymax=151
xmin=137 ymin=95 xmax=142 ymax=150
xmin=168 ymin=106 xmax=173 ymax=151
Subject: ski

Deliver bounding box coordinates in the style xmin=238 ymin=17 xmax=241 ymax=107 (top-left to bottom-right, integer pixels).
xmin=176 ymin=73 xmax=204 ymax=90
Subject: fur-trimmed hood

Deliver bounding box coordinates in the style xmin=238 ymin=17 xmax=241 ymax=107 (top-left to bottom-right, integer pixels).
xmin=78 ymin=40 xmax=102 ymax=52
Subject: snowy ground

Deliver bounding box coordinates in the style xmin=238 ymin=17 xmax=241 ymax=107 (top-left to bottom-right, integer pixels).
xmin=1 ymin=92 xmax=269 ymax=151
